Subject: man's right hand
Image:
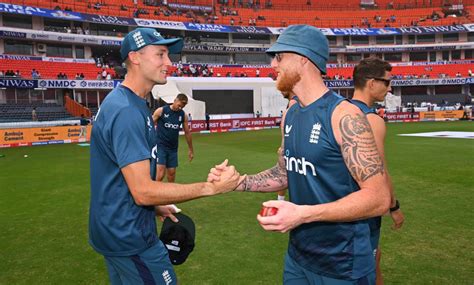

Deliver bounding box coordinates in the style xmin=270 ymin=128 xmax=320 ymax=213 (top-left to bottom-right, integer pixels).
xmin=208 ymin=160 xmax=241 ymax=194
xmin=207 ymin=160 xmax=228 ymax=182
xmin=208 ymin=160 xmax=246 ymax=190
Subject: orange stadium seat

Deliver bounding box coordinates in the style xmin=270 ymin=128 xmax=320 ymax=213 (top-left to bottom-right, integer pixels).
xmin=326 ymin=63 xmax=474 ymax=79
xmin=167 ymin=63 xmax=473 ymax=79
xmin=3 ymin=0 xmax=469 ymax=28
xmin=0 ymin=59 xmax=116 ymax=80
xmin=2 ymin=58 xmax=472 ymax=80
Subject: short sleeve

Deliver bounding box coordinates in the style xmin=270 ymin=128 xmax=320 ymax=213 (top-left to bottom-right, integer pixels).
xmin=111 ymin=107 xmax=151 ymax=168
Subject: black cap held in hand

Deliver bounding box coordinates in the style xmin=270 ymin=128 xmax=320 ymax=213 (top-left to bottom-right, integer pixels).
xmin=159 ymin=213 xmax=195 ymax=265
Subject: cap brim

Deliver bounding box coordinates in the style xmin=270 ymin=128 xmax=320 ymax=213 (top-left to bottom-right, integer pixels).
xmin=265 ymin=42 xmax=327 ymax=75
xmin=150 ymin=38 xmax=184 ymax=54
xmin=265 ymin=42 xmax=295 ymax=56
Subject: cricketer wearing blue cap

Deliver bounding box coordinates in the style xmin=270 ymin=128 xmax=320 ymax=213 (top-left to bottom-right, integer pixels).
xmin=209 ymin=25 xmax=391 ymax=284
xmin=89 ymin=27 xmax=240 ymax=285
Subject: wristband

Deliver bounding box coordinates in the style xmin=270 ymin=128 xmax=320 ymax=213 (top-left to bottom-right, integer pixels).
xmin=390 ymin=200 xmax=400 ymax=212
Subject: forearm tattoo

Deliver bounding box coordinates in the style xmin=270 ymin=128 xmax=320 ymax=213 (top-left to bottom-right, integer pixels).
xmin=340 ymin=113 xmax=384 ymax=181
xmin=243 ymin=164 xmax=288 ymax=192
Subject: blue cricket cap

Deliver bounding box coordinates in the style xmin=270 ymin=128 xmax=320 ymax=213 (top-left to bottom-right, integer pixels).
xmin=266 ymin=25 xmax=329 ymax=74
xmin=120 ymin=28 xmax=183 ymax=62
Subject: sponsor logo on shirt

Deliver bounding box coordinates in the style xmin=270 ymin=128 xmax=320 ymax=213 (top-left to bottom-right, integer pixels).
xmin=284 ymin=125 xmax=292 ymax=137
xmin=284 ymin=149 xmax=317 ymax=176
xmin=151 ymin=145 xmax=158 ymax=159
xmin=164 ymin=122 xmax=180 ymax=129
xmin=147 ymin=116 xmax=153 ymax=131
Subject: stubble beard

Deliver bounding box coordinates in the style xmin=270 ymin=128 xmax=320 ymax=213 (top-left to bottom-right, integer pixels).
xmin=277 ymin=70 xmax=301 ymax=96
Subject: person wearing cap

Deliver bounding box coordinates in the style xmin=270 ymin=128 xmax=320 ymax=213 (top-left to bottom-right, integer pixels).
xmin=89 ymin=27 xmax=241 ymax=285
xmin=351 ymin=57 xmax=405 ymax=285
xmin=152 ymin=93 xmax=193 ymax=183
xmin=209 ymin=24 xmax=390 ymax=284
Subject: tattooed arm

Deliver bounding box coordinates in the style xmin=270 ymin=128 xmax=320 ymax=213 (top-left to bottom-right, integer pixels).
xmin=208 ymin=109 xmax=289 ymax=193
xmin=294 ymin=102 xmax=390 ymax=224
xmin=237 ymin=101 xmax=295 ymax=193
xmin=235 ymin=147 xmax=288 ymax=192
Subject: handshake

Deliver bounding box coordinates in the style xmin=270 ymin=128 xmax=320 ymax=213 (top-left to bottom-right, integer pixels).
xmin=206 ymin=159 xmax=246 ymax=194
xmin=205 ymin=158 xmax=302 ymax=233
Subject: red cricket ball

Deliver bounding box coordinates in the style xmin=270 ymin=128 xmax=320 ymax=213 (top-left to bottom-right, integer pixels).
xmin=259 ymin=206 xmax=278 ymax=217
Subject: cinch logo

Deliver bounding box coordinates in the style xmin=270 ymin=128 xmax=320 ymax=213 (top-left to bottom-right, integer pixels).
xmin=284 ymin=149 xmax=316 ymax=176
xmin=146 ymin=116 xmax=153 ymax=131
xmin=164 ymin=122 xmax=180 ymax=129
xmin=151 ymin=145 xmax=158 ymax=160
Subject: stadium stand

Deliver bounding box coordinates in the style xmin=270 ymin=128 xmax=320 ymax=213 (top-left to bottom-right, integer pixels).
xmin=167 ymin=63 xmax=474 ymax=79
xmin=88 ymin=106 xmax=99 ymax=117
xmin=0 ymin=59 xmax=116 ymax=80
xmin=0 ymin=103 xmax=74 ymax=122
xmin=1 ymin=59 xmax=472 ymax=80
xmin=4 ymin=0 xmax=470 ymax=28
xmin=327 ymin=63 xmax=474 ymax=79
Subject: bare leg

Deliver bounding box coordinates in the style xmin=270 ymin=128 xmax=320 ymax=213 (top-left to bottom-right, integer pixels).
xmin=166 ymin=168 xmax=177 ymax=183
xmin=156 ymin=164 xmax=166 ymax=181
xmin=376 ymin=247 xmax=383 ymax=285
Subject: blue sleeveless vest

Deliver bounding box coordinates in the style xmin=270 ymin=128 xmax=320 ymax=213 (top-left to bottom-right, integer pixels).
xmin=284 ymin=91 xmax=374 ymax=280
xmin=156 ymin=105 xmax=184 ymax=151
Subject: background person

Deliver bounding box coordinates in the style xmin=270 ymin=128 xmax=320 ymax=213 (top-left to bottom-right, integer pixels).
xmin=153 ymin=93 xmax=194 ymax=183
xmin=31 ymin=107 xmax=38 ymax=121
xmin=351 ymin=57 xmax=405 ymax=285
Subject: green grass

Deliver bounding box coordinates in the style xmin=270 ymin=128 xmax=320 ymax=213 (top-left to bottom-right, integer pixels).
xmin=0 ymin=121 xmax=473 ymax=284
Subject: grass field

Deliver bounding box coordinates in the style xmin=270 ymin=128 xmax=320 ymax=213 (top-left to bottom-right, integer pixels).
xmin=1 ymin=121 xmax=473 ymax=284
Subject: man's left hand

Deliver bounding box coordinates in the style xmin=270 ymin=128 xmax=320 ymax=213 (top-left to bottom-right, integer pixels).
xmin=155 ymin=204 xmax=181 ymax=222
xmin=390 ymin=209 xmax=405 ymax=230
xmin=188 ymin=150 xmax=194 ymax=162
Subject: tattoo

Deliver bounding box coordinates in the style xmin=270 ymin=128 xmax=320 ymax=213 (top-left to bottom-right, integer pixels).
xmin=244 ymin=164 xmax=288 ymax=192
xmin=340 ymin=113 xmax=384 ymax=181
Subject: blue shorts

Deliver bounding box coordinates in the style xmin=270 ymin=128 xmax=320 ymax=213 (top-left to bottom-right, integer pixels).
xmin=104 ymin=242 xmax=177 ymax=285
xmin=156 ymin=148 xmax=178 ymax=168
xmin=368 ymin=217 xmax=382 ymax=258
xmin=370 ymin=228 xmax=381 ymax=258
xmin=283 ymin=253 xmax=375 ymax=285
